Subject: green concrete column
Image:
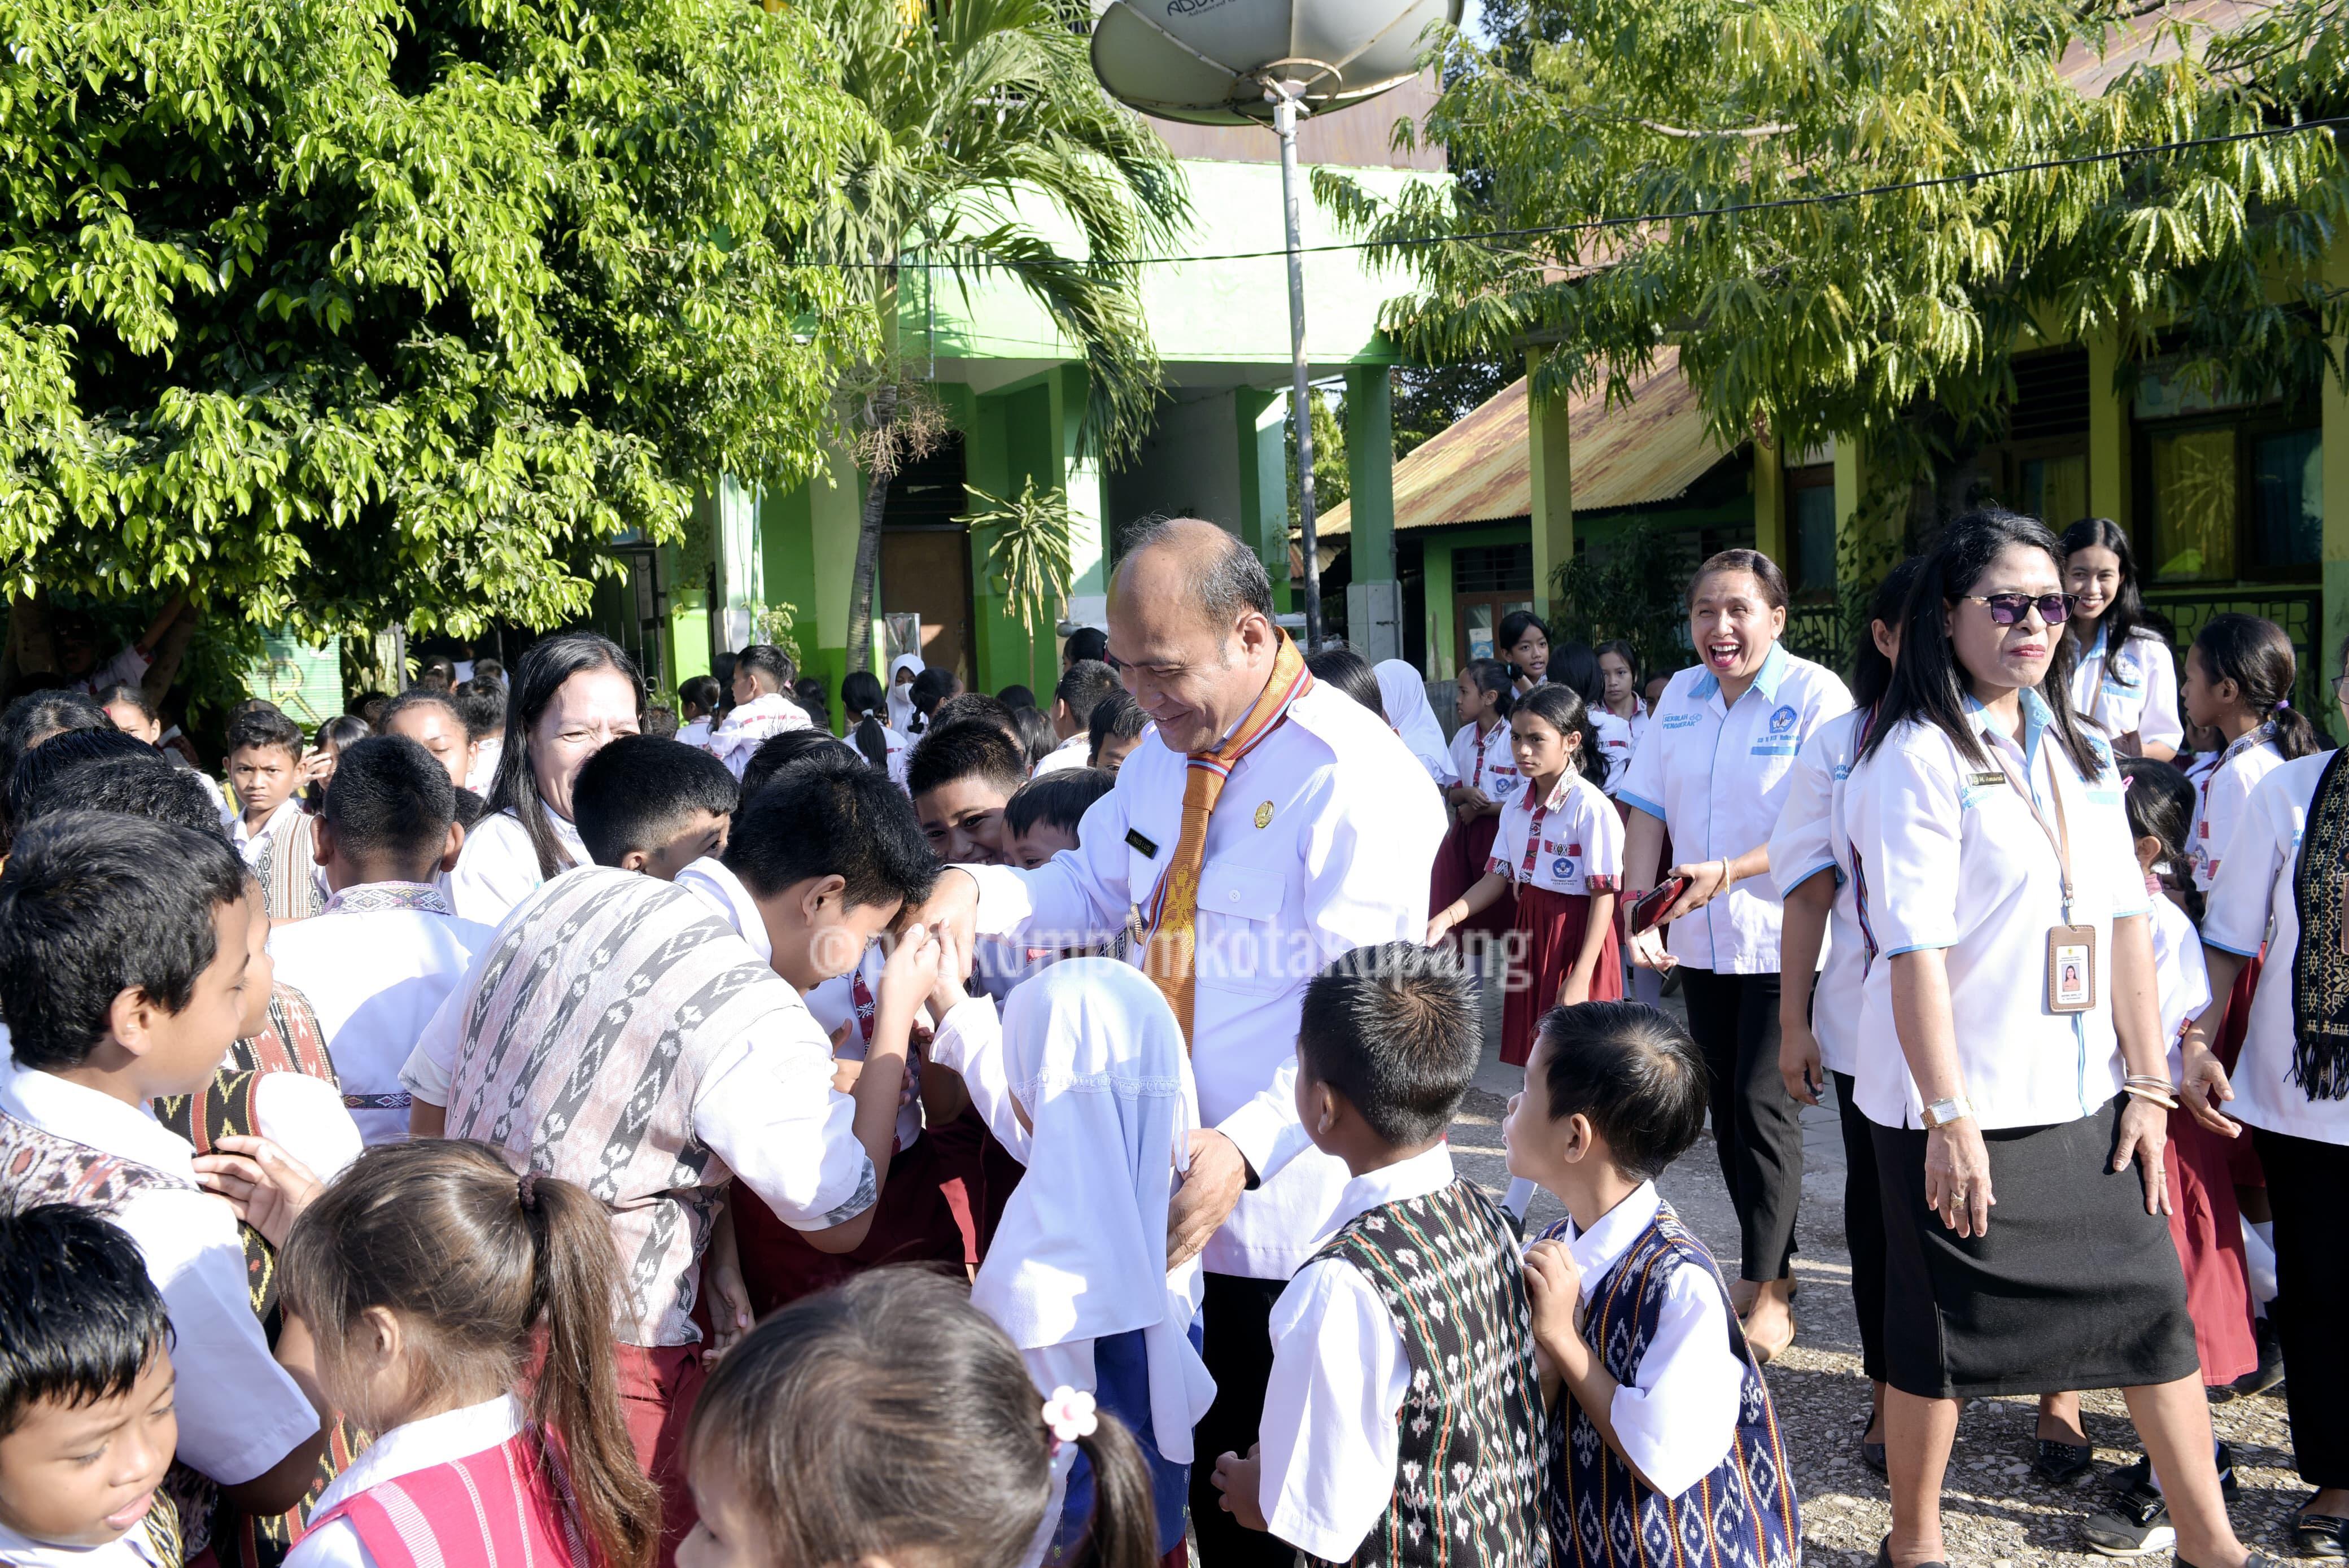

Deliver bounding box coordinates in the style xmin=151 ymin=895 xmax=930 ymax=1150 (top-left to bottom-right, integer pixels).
xmin=2088 ymin=331 xmax=2133 ymax=530
xmin=1751 ymin=437 xmax=1787 ymax=566
xmin=1527 ymin=348 xmax=1575 ymax=619
xmin=1234 ymin=387 xmax=1293 ymax=612
xmin=1054 ymin=365 xmax=1107 ymax=643
xmin=1832 ymin=434 xmax=1867 ymax=547
xmin=1344 ymin=364 xmax=1400 ymax=659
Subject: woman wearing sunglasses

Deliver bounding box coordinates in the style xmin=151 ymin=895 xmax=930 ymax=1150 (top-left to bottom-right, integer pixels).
xmin=2060 ymin=517 xmax=2184 ymax=761
xmin=1844 ymin=510 xmax=2258 ymax=1568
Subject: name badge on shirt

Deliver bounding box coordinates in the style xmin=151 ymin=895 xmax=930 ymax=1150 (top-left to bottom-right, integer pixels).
xmin=1963 ymin=771 xmax=2007 ymax=788
xmin=2046 ymin=925 xmax=2097 ymax=1014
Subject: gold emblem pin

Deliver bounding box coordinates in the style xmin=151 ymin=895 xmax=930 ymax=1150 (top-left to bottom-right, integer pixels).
xmin=1254 ymin=800 xmax=1274 ymax=829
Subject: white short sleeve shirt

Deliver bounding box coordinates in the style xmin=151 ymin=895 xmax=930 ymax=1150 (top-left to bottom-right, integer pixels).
xmin=2190 ymin=730 xmax=2289 ymax=892
xmin=2069 ymin=625 xmax=2184 ymax=755
xmin=2144 ymin=892 xmax=2211 ymax=1080
xmin=1768 ymin=709 xmax=1867 ymax=1075
xmin=2198 ymin=752 xmax=2349 ymax=1146
xmin=1593 ymin=704 xmax=1645 ymax=796
xmin=1615 ymin=644 xmax=1854 ymax=972
xmin=448 ymin=806 xmax=586 ymax=926
xmin=1844 ymin=695 xmax=2151 ymax=1130
xmin=1487 ymin=771 xmax=1623 ymax=895
xmin=1447 ymin=719 xmax=1522 ymax=805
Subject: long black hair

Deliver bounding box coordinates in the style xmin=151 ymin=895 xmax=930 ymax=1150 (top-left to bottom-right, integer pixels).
xmin=1514 ymin=682 xmax=1609 ymax=788
xmin=1306 ymin=647 xmax=1385 ymax=720
xmin=1458 ymin=658 xmax=1515 ymax=726
xmin=1549 ymin=641 xmax=1604 ymax=709
xmin=487 ymin=632 xmax=644 ymax=879
xmin=907 ymin=666 xmax=959 ymax=734
xmin=2193 ymin=613 xmax=2324 ymax=761
xmin=1849 ymin=557 xmax=1926 ymax=713
xmin=2119 ymin=757 xmax=2203 ymax=923
xmin=1862 ymin=509 xmax=2107 ymax=780
xmin=840 ymin=670 xmax=892 ymax=773
xmin=1593 ymin=640 xmax=1642 ymax=710
xmin=2058 ymin=517 xmax=2150 ymax=663
xmin=1496 ymin=610 xmax=1550 ymax=684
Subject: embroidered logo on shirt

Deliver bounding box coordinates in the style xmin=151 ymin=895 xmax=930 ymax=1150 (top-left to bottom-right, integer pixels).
xmin=1663 ymin=712 xmax=1700 ymax=730
xmin=1551 ymin=856 xmax=1575 ymax=878
xmin=1769 ymin=704 xmax=1799 ymax=734
xmin=1253 ymin=801 xmax=1274 ymax=829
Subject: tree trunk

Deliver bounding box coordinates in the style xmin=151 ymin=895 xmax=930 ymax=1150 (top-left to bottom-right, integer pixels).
xmin=6 ymin=591 xmax=56 ymax=680
xmin=844 ymin=378 xmax=900 ymax=678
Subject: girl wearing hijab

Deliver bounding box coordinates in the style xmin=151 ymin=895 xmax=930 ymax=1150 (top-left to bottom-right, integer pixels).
xmin=942 ymin=960 xmax=1217 ymax=1567
xmin=887 ymin=653 xmax=926 ymax=734
xmin=1374 ymin=659 xmax=1458 ymax=788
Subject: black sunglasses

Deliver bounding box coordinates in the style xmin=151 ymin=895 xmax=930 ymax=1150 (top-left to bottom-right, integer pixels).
xmin=1958 ymin=592 xmax=2077 ymax=626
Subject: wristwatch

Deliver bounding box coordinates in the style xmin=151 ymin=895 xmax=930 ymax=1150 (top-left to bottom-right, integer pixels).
xmin=1920 ymin=1095 xmax=1974 ymax=1129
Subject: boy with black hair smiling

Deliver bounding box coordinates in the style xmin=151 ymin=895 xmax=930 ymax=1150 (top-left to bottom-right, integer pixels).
xmin=1212 ymin=942 xmax=1545 ymax=1566
xmin=0 ymin=815 xmax=327 ymax=1527
xmin=1001 ymin=767 xmax=1114 ymax=870
xmin=268 ymin=735 xmax=496 ymax=1145
xmin=0 ymin=1206 xmax=184 ymax=1568
xmin=1503 ymin=1001 xmax=1800 ymax=1568
xmin=570 ymin=734 xmax=738 ymax=879
xmin=907 ymin=720 xmax=1029 ymax=867
xmin=1086 ymin=688 xmax=1148 ymax=775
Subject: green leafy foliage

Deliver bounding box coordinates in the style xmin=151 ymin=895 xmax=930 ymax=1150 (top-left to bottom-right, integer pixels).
xmin=0 ymin=0 xmax=871 ymax=642
xmin=962 ymin=475 xmax=1071 ymax=637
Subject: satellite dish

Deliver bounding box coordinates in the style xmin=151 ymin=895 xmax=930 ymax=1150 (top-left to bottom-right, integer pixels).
xmin=1090 ymin=0 xmax=1460 ymax=126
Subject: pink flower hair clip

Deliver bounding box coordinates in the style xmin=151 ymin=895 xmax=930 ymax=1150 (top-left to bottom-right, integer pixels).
xmin=1042 ymin=1386 xmax=1098 ymax=1453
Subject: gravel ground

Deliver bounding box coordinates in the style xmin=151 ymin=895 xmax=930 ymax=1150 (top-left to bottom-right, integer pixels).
xmin=1443 ymin=969 xmax=2304 ymax=1568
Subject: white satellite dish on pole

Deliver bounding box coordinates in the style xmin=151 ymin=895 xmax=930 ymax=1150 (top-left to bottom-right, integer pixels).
xmin=1091 ymin=0 xmax=1460 ymax=650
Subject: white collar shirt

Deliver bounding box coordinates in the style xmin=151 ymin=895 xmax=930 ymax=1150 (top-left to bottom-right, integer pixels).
xmin=2145 ymin=891 xmax=2211 ymax=1080
xmin=282 ymin=1396 xmax=526 ymax=1568
xmin=2190 ymin=727 xmax=2289 ymax=892
xmin=1767 ymin=709 xmax=1866 ymax=1074
xmin=229 ymin=795 xmax=305 ymax=870
xmin=1032 ymin=733 xmax=1093 ymax=776
xmin=1538 ymin=1182 xmax=1745 ymax=1500
xmin=1845 ymin=695 xmax=2151 ymax=1130
xmin=1614 ymin=645 xmax=1854 ymax=972
xmin=2197 ymin=752 xmax=2349 ymax=1145
xmin=448 ymin=806 xmax=587 ymax=927
xmin=1488 ymin=771 xmax=1623 ymax=896
xmin=1593 ymin=707 xmax=1641 ymax=796
xmin=1446 ymin=717 xmax=1521 ymax=803
xmin=267 ymin=883 xmax=500 ymax=1145
xmin=924 ymin=994 xmax=1031 ymax=1164
xmin=675 ymin=718 xmax=711 ymax=749
xmin=1256 ymin=1144 xmax=1455 ymax=1563
xmin=802 ymin=942 xmax=923 ymax=1153
xmin=966 ymin=682 xmax=1446 ymax=1279
xmin=2069 ymin=624 xmax=2185 ymax=755
xmin=0 ymin=1063 xmax=317 ymax=1490
xmin=703 ymin=692 xmax=813 ymax=779
xmin=462 ymin=735 xmax=503 ymax=796
xmin=0 ymin=1510 xmax=174 ymax=1568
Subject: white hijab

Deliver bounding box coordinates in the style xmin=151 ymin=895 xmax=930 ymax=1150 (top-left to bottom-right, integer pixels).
xmin=969 ymin=960 xmax=1216 ymax=1467
xmin=1376 ymin=659 xmax=1458 ymax=787
xmin=885 ymin=653 xmax=925 ymax=734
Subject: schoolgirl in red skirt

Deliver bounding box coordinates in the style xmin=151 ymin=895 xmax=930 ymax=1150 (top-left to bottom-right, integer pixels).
xmin=1431 ymin=659 xmax=1525 ymax=946
xmin=1427 ymin=683 xmax=1622 ymax=1066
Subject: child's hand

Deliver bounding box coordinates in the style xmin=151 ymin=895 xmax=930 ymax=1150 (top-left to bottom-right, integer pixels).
xmin=1779 ymin=1020 xmax=1823 ymax=1107
xmin=926 ymin=923 xmax=968 ymax=1023
xmin=1557 ymin=971 xmax=1590 ymax=1007
xmin=2180 ymin=1038 xmax=2241 ymax=1138
xmin=193 ymin=1135 xmax=323 ymax=1250
xmin=877 ymin=923 xmax=943 ymax=1024
xmin=704 ymin=1204 xmax=754 ymax=1359
xmin=1210 ymin=1445 xmax=1267 ymax=1532
xmin=1426 ymin=906 xmax=1460 ymax=945
xmin=1523 ymin=1238 xmax=1588 ymax=1373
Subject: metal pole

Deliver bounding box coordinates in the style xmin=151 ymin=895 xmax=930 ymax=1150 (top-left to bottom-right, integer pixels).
xmin=1273 ymin=88 xmax=1322 ymax=652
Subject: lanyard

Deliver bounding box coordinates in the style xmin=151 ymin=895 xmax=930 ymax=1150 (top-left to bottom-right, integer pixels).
xmin=1986 ymin=741 xmax=2076 ymax=920
xmin=1471 ymin=724 xmax=1486 ymax=789
xmin=1519 ymin=789 xmax=1554 ymax=880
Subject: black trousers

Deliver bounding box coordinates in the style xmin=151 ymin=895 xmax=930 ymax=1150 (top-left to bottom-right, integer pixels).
xmin=1679 ymin=967 xmax=1801 ymax=1281
xmin=2254 ymin=1126 xmax=2349 ymax=1488
xmin=1831 ymin=1070 xmax=1889 ymax=1384
xmin=1189 ymin=1271 xmax=1294 ymax=1568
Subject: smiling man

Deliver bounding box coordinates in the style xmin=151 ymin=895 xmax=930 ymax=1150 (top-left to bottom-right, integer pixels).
xmin=915 ymin=516 xmax=1443 ymax=1567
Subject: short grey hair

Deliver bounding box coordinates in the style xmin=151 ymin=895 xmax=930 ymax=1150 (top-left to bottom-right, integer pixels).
xmin=1118 ymin=515 xmax=1275 ymax=627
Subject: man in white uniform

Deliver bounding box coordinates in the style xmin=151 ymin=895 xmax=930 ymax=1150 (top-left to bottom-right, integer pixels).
xmin=920 ymin=518 xmax=1443 ymax=1567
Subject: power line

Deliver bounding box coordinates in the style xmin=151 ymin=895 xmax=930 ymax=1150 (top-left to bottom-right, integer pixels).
xmin=857 ymin=114 xmax=2348 ymax=271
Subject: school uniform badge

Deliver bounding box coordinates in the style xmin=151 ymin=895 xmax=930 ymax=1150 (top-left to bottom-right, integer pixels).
xmin=1254 ymin=800 xmax=1274 ymax=829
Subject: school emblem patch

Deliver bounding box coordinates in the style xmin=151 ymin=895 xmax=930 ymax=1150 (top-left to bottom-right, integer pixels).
xmin=1253 ymin=800 xmax=1274 ymax=829
xmin=1769 ymin=704 xmax=1799 ymax=734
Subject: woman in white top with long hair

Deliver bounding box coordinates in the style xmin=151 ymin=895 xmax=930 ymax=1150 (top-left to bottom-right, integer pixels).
xmin=2060 ymin=517 xmax=2182 ymax=761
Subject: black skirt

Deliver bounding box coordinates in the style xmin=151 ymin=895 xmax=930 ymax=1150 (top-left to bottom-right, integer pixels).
xmin=1870 ymin=1095 xmax=2200 ymax=1399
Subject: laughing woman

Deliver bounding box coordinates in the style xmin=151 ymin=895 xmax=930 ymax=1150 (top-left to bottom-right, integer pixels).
xmin=2061 ymin=518 xmax=2183 ymax=761
xmin=1846 ymin=509 xmax=2261 ymax=1568
xmin=1617 ymin=547 xmax=1853 ymax=1358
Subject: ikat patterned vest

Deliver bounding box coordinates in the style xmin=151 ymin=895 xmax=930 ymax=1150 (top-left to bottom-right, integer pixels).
xmin=1539 ymin=1203 xmax=1800 ymax=1568
xmin=1306 ymin=1177 xmax=1548 ymax=1568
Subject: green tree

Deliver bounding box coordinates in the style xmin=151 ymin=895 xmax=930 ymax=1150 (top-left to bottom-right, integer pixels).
xmin=1319 ymin=0 xmax=2349 ymax=540
xmin=804 ymin=0 xmax=1184 ymax=675
xmin=0 ymin=0 xmax=871 ymax=658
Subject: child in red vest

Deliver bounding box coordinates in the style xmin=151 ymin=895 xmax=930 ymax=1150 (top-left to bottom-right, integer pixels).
xmin=280 ymin=1141 xmax=661 ymax=1568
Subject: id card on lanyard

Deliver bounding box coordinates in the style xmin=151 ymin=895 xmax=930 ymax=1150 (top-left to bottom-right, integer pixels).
xmin=1988 ymin=745 xmax=2096 ymax=1014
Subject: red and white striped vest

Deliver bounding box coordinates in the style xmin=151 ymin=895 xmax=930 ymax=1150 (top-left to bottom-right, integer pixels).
xmin=305 ymin=1433 xmax=590 ymax=1568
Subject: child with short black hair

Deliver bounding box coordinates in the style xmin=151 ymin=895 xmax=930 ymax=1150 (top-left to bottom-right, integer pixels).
xmin=1212 ymin=942 xmax=1544 ymax=1565
xmin=0 ymin=1205 xmax=182 ymax=1568
xmin=739 ymin=730 xmax=855 ymax=800
xmin=1087 ymin=690 xmax=1147 ymax=775
xmin=1503 ymin=1000 xmax=1800 ymax=1566
xmin=1002 ymin=768 xmax=1114 ymax=870
xmin=571 ymin=736 xmax=739 ymax=879
xmin=909 ymin=721 xmax=1028 ymax=866
xmin=1037 ymin=661 xmax=1118 ymax=775
xmin=226 ymin=710 xmax=324 ymax=920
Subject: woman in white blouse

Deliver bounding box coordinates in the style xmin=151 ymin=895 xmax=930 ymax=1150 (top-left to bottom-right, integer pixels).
xmin=2060 ymin=518 xmax=2182 ymax=760
xmin=1845 ymin=509 xmax=2252 ymax=1568
xmin=450 ymin=632 xmax=642 ymax=924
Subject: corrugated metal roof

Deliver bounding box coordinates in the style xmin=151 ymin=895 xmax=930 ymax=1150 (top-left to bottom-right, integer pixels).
xmin=1318 ymin=350 xmax=1733 ymax=535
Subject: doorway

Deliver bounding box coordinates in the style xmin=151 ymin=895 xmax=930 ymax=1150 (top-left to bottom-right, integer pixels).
xmin=880 ymin=433 xmax=974 ymax=684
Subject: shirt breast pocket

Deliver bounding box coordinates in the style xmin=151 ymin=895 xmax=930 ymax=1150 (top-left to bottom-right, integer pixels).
xmin=1194 ymin=859 xmax=1289 ymax=994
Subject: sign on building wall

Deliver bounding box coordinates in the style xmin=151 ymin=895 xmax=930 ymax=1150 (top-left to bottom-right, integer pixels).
xmin=250 ymin=632 xmax=343 ymax=728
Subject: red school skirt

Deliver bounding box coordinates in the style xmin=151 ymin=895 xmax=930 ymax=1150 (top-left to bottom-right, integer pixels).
xmin=614 ymin=1343 xmax=705 ymax=1568
xmin=2213 ymin=952 xmax=2268 ymax=1189
xmin=733 ymin=1133 xmax=976 ymax=1317
xmin=1433 ymin=812 xmax=1514 ymax=941
xmin=1499 ymin=884 xmax=1621 ymax=1066
xmin=2163 ymin=1105 xmax=2259 ymax=1386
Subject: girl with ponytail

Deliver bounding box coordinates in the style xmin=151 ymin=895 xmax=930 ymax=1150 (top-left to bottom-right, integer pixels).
xmin=684 ymin=1267 xmax=1164 ymax=1568
xmin=839 ymin=669 xmax=910 ymax=789
xmin=2181 ymin=613 xmax=2320 ymax=895
xmin=280 ymin=1141 xmax=661 ymax=1568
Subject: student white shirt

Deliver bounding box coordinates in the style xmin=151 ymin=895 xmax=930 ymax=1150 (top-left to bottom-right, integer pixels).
xmin=0 ymin=1508 xmax=177 ymax=1568
xmin=1256 ymin=1143 xmax=1454 ymax=1562
xmin=67 ymin=644 xmax=152 ymax=697
xmin=1616 ymin=644 xmax=1854 ymax=973
xmin=2198 ymin=752 xmax=2349 ymax=1146
xmin=924 ymin=994 xmax=1032 ymax=1164
xmin=1446 ymin=717 xmax=1521 ymax=806
xmin=2069 ymin=624 xmax=2185 ymax=755
xmin=0 ymin=1063 xmax=318 ymax=1490
xmin=267 ymin=883 xmax=499 ymax=1145
xmin=402 ymin=861 xmax=875 ymax=1239
xmin=1593 ymin=703 xmax=1645 ymax=796
xmin=1033 ymin=732 xmax=1092 ymax=776
xmin=675 ymin=718 xmax=711 ymax=749
xmin=229 ymin=795 xmax=307 ymax=871
xmin=802 ymin=942 xmax=924 ymax=1154
xmin=963 ymin=682 xmax=1444 ymax=1281
xmin=283 ymin=1395 xmax=526 ymax=1568
xmin=701 ymin=692 xmax=812 ymax=779
xmin=2190 ymin=728 xmax=2288 ymax=892
xmin=1768 ymin=709 xmax=1867 ymax=1075
xmin=2145 ymin=891 xmax=2211 ymax=1080
xmin=1544 ymin=1181 xmax=1745 ymax=1500
xmin=447 ymin=805 xmax=587 ymax=926
xmin=1488 ymin=770 xmax=1623 ymax=895
xmin=1844 ymin=694 xmax=2151 ymax=1130
xmin=463 ymin=735 xmax=502 ymax=796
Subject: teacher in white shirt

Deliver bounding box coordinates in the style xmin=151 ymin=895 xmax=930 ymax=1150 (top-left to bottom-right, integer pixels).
xmin=919 ymin=517 xmax=1443 ymax=1568
xmin=450 ymin=632 xmax=641 ymax=924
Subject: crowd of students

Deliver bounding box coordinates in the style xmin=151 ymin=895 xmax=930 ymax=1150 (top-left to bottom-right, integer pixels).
xmin=0 ymin=503 xmax=2340 ymax=1568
